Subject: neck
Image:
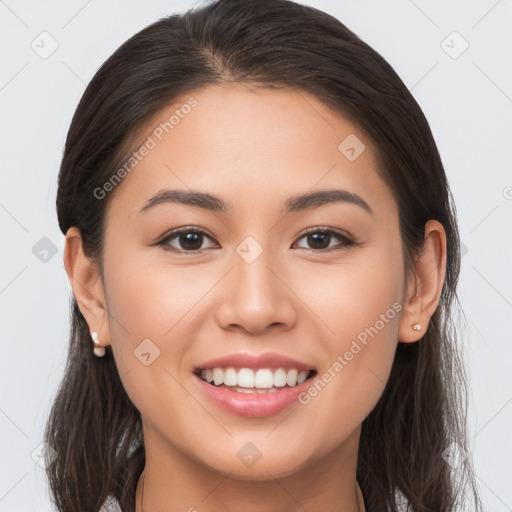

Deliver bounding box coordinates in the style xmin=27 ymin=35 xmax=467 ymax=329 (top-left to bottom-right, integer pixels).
xmin=135 ymin=424 xmax=364 ymax=512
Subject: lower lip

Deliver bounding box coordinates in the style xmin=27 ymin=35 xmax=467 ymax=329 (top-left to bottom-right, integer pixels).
xmin=193 ymin=373 xmax=315 ymax=418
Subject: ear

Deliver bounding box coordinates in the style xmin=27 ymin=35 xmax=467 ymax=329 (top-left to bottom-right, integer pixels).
xmin=398 ymin=220 xmax=447 ymax=343
xmin=63 ymin=227 xmax=111 ymax=350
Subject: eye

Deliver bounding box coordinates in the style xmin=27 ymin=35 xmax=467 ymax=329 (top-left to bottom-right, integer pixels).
xmin=155 ymin=226 xmax=356 ymax=254
xmin=156 ymin=227 xmax=218 ymax=253
xmin=293 ymin=227 xmax=356 ymax=252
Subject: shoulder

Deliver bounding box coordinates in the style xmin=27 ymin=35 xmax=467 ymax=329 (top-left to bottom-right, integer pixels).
xmin=98 ymin=495 xmax=123 ymax=512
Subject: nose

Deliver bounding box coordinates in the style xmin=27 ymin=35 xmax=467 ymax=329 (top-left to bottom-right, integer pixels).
xmin=214 ymin=247 xmax=298 ymax=335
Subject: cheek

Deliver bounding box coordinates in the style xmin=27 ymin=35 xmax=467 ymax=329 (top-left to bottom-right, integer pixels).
xmin=330 ymin=259 xmax=402 ymax=353
xmin=102 ymin=249 xmax=223 ymax=400
xmin=102 ymin=252 xmax=207 ymax=429
xmin=100 ymin=252 xmax=189 ymax=385
xmin=291 ymin=246 xmax=403 ymax=432
xmin=292 ymin=243 xmax=404 ymax=350
xmin=104 ymin=248 xmax=213 ymax=340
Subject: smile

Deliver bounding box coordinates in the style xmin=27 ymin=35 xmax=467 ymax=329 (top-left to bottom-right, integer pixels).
xmin=195 ymin=367 xmax=316 ymax=393
xmin=193 ymin=367 xmax=318 ymax=417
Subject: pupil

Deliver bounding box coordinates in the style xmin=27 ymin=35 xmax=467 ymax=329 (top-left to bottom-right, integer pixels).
xmin=309 ymin=232 xmax=329 ymax=249
xmin=180 ymin=232 xmax=203 ymax=250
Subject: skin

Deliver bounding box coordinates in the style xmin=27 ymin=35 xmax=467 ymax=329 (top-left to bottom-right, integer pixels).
xmin=64 ymin=83 xmax=447 ymax=512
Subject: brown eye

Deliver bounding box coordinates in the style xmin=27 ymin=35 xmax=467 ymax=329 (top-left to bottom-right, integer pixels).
xmin=294 ymin=228 xmax=355 ymax=252
xmin=305 ymin=232 xmax=332 ymax=250
xmin=158 ymin=228 xmax=217 ymax=253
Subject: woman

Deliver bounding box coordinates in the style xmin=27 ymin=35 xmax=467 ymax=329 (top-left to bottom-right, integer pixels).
xmin=44 ymin=0 xmax=484 ymax=511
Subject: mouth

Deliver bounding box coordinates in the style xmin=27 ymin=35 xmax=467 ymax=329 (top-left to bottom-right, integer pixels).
xmin=193 ymin=367 xmax=318 ymax=394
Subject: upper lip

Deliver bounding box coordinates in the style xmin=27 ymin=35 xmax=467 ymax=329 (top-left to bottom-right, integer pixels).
xmin=194 ymin=352 xmax=317 ymax=372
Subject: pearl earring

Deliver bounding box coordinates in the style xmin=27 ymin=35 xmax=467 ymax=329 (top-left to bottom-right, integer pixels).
xmin=91 ymin=331 xmax=106 ymax=357
xmin=411 ymin=323 xmax=422 ymax=331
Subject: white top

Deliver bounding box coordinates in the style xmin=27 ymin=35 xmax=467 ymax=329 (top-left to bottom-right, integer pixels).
xmin=98 ymin=495 xmax=122 ymax=512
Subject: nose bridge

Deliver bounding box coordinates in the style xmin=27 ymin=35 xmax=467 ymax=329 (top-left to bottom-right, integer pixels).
xmin=236 ymin=237 xmax=277 ymax=300
xmin=233 ymin=234 xmax=282 ymax=310
xmin=214 ymin=235 xmax=297 ymax=333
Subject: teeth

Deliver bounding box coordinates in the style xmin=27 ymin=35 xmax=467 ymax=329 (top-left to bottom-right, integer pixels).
xmin=223 ymin=367 xmax=238 ymax=386
xmin=273 ymin=368 xmax=287 ymax=387
xmin=238 ymin=368 xmax=255 ymax=388
xmin=297 ymin=370 xmax=309 ymax=384
xmin=213 ymin=368 xmax=224 ymax=386
xmin=255 ymin=369 xmax=273 ymax=388
xmin=199 ymin=367 xmax=312 ymax=389
xmin=286 ymin=369 xmax=298 ymax=387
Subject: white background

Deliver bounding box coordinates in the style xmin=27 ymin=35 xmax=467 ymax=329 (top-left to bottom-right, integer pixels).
xmin=0 ymin=0 xmax=511 ymax=510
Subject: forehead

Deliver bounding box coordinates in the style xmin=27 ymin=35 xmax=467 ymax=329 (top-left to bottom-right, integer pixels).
xmin=106 ymin=83 xmax=393 ymax=220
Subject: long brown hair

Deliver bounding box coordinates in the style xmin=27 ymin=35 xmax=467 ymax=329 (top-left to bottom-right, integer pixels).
xmin=45 ymin=1 xmax=484 ymax=511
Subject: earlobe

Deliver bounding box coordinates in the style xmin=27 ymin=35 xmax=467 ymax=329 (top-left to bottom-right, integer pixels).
xmin=63 ymin=227 xmax=111 ymax=350
xmin=398 ymin=220 xmax=447 ymax=343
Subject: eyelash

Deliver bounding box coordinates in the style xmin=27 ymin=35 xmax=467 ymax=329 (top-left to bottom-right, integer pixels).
xmin=154 ymin=226 xmax=357 ymax=254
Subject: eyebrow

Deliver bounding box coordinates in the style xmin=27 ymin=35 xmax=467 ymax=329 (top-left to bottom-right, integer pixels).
xmin=138 ymin=188 xmax=373 ymax=216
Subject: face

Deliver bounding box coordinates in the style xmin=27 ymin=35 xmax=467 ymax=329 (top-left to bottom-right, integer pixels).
xmin=99 ymin=83 xmax=406 ymax=480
